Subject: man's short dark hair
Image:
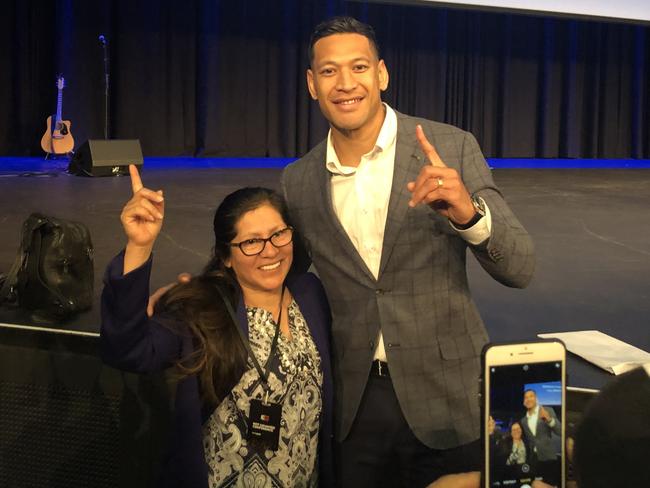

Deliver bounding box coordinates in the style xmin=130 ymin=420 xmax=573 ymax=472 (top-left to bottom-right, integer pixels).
xmin=524 ymin=389 xmax=537 ymax=397
xmin=309 ymin=16 xmax=381 ymax=66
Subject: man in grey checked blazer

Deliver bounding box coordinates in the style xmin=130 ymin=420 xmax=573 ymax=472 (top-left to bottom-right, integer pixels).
xmin=282 ymin=17 xmax=535 ymax=487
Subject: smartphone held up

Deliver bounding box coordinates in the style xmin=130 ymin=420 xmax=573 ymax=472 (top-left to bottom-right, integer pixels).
xmin=482 ymin=341 xmax=566 ymax=488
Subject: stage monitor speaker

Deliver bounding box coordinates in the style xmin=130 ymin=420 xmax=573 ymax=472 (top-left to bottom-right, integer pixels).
xmin=69 ymin=139 xmax=143 ymax=177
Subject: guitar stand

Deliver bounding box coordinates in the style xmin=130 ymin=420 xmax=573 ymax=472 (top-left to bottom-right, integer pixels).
xmin=44 ymin=151 xmax=74 ymax=163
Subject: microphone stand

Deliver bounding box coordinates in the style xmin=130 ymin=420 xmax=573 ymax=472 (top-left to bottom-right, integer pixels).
xmin=99 ymin=35 xmax=110 ymax=140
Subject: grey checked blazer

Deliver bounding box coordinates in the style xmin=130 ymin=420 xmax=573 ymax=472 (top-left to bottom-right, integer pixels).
xmin=281 ymin=112 xmax=535 ymax=449
xmin=521 ymin=406 xmax=562 ymax=462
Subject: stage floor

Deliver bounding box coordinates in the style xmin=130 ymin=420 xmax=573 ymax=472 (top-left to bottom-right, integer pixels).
xmin=1 ymin=157 xmax=649 ymax=389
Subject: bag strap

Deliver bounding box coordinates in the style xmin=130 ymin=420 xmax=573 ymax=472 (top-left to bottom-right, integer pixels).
xmin=0 ymin=215 xmax=46 ymax=304
xmin=0 ymin=251 xmax=25 ymax=304
xmin=0 ymin=215 xmax=71 ymax=311
xmin=28 ymin=219 xmax=75 ymax=312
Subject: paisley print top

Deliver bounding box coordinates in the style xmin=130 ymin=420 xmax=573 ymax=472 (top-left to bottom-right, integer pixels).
xmin=203 ymin=299 xmax=323 ymax=488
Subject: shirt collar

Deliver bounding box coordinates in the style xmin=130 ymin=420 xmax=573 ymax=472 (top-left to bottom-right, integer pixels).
xmin=325 ymin=103 xmax=397 ymax=176
xmin=527 ymin=405 xmax=540 ymax=417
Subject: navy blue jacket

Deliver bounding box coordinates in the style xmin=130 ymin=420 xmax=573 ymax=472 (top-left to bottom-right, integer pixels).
xmin=100 ymin=252 xmax=334 ymax=487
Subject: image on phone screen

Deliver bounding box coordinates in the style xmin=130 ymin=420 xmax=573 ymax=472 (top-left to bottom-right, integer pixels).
xmin=488 ymin=361 xmax=563 ymax=488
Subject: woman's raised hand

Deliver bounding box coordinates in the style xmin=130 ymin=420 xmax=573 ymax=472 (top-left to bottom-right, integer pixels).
xmin=121 ymin=165 xmax=165 ymax=248
xmin=121 ymin=165 xmax=165 ymax=274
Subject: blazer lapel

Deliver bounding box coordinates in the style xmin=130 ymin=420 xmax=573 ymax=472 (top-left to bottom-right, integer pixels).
xmin=378 ymin=115 xmax=424 ymax=278
xmin=288 ymin=278 xmax=326 ymax=360
xmin=522 ymin=417 xmax=534 ymax=438
xmin=236 ymin=289 xmax=249 ymax=336
xmin=316 ymin=144 xmax=377 ymax=283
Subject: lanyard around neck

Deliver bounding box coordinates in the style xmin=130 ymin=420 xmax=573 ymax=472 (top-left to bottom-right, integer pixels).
xmin=217 ymin=285 xmax=285 ymax=389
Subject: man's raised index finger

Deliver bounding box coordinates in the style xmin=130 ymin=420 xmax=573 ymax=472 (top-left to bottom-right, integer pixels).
xmin=129 ymin=164 xmax=144 ymax=194
xmin=416 ymin=124 xmax=446 ymax=168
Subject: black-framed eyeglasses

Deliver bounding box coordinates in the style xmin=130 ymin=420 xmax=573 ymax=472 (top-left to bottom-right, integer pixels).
xmin=230 ymin=226 xmax=294 ymax=256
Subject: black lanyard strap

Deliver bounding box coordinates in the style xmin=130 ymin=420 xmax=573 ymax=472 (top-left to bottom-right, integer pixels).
xmin=216 ymin=284 xmax=285 ymax=389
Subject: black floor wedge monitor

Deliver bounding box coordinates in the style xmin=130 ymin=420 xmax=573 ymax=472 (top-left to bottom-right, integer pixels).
xmin=69 ymin=139 xmax=143 ymax=177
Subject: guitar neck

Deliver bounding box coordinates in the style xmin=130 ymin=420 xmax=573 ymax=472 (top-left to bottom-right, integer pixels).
xmin=55 ymin=87 xmax=63 ymax=123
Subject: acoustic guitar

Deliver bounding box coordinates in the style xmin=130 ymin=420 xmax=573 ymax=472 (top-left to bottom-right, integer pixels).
xmin=41 ymin=76 xmax=74 ymax=155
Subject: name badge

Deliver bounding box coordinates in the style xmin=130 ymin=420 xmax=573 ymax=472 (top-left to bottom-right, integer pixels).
xmin=247 ymin=398 xmax=282 ymax=452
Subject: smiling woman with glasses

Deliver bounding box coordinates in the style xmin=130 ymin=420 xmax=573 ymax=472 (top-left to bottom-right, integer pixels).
xmin=230 ymin=226 xmax=294 ymax=256
xmin=99 ymin=170 xmax=334 ymax=488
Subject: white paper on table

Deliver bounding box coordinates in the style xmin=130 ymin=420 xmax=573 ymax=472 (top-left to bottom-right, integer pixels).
xmin=538 ymin=330 xmax=650 ymax=375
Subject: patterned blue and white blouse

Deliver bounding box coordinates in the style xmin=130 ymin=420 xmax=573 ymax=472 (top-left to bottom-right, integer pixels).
xmin=203 ymin=300 xmax=323 ymax=488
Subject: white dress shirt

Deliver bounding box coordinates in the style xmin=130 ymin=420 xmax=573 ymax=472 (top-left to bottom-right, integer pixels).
xmin=527 ymin=404 xmax=557 ymax=448
xmin=326 ymin=104 xmax=492 ymax=362
xmin=527 ymin=405 xmax=540 ymax=437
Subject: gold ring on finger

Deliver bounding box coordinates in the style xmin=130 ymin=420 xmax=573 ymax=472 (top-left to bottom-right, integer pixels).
xmin=437 ymin=177 xmax=444 ymax=188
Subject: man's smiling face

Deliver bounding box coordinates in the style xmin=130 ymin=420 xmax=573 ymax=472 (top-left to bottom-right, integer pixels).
xmin=307 ymin=33 xmax=389 ymax=135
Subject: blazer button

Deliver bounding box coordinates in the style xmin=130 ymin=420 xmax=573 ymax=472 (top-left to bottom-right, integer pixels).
xmin=376 ymin=289 xmax=384 ymax=295
xmin=369 ymin=340 xmax=375 ymax=349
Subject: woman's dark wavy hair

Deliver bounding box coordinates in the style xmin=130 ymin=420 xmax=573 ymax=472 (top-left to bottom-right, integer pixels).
xmin=154 ymin=187 xmax=291 ymax=409
xmin=504 ymin=420 xmax=529 ymax=454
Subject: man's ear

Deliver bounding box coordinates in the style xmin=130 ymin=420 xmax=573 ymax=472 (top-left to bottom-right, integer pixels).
xmin=307 ymin=69 xmax=318 ymax=100
xmin=378 ymin=59 xmax=389 ymax=92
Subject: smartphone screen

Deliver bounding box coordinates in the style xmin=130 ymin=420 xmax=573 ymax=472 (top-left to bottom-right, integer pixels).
xmin=488 ymin=360 xmax=564 ymax=488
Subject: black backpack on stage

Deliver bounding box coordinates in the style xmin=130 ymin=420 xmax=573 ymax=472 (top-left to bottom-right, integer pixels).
xmin=0 ymin=213 xmax=94 ymax=321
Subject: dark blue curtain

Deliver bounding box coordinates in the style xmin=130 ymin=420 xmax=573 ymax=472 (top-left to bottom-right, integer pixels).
xmin=1 ymin=0 xmax=648 ymax=158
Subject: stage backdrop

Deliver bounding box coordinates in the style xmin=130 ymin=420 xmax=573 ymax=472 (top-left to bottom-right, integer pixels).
xmin=1 ymin=0 xmax=648 ymax=158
